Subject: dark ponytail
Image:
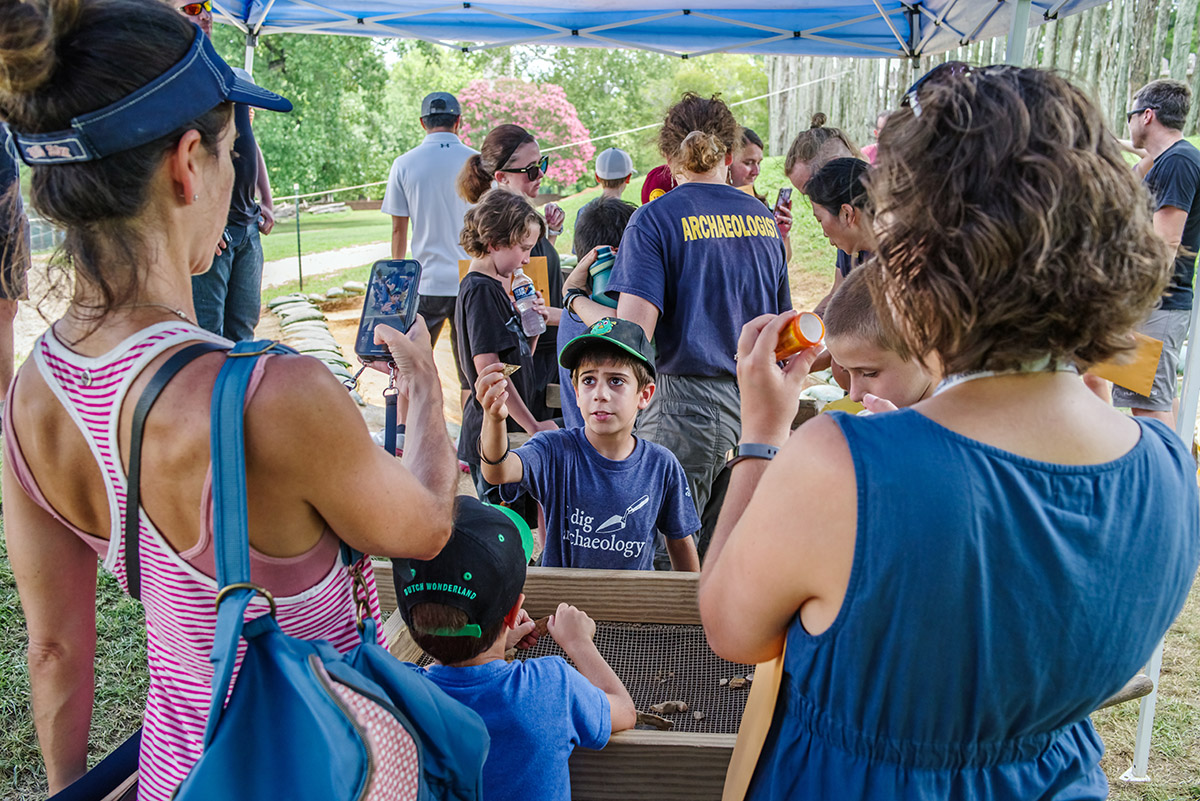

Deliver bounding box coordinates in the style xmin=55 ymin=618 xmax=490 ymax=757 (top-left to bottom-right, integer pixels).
xmin=456 ymin=123 xmax=534 ymax=204
xmin=805 ymin=158 xmax=871 ymax=216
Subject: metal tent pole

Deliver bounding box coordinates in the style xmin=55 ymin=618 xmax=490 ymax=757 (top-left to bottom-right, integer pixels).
xmin=1005 ymin=0 xmax=1033 ymax=64
xmin=244 ymin=31 xmax=257 ymax=75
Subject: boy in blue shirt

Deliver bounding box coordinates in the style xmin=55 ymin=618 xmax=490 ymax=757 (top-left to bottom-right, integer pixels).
xmin=477 ymin=318 xmax=701 ymax=570
xmin=397 ymin=497 xmax=636 ymax=801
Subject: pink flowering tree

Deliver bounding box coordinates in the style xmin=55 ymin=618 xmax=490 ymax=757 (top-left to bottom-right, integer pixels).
xmin=458 ymin=78 xmax=595 ymax=189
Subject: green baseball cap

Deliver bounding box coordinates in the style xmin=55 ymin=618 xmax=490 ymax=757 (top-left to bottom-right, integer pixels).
xmin=558 ymin=317 xmax=656 ymax=379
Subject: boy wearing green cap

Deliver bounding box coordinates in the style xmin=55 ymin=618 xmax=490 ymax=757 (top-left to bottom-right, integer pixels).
xmin=397 ymin=496 xmax=636 ymax=801
xmin=476 ymin=317 xmax=701 ymax=571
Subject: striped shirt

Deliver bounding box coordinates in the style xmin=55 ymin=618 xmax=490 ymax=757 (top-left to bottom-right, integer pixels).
xmin=7 ymin=323 xmax=384 ymax=800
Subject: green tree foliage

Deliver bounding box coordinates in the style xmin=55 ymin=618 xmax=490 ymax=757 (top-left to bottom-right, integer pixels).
xmin=212 ymin=28 xmax=390 ymax=196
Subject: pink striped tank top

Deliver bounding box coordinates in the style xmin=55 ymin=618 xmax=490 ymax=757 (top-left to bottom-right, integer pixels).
xmin=8 ymin=323 xmax=391 ymax=801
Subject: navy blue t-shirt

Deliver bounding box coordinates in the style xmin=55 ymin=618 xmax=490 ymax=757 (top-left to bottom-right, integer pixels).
xmin=423 ymin=657 xmax=610 ymax=801
xmin=1146 ymin=139 xmax=1200 ymax=311
xmin=606 ymin=182 xmax=791 ymax=378
xmin=504 ymin=427 xmax=699 ymax=569
xmin=555 ymin=310 xmax=588 ymax=428
xmin=226 ymin=89 xmax=260 ymax=228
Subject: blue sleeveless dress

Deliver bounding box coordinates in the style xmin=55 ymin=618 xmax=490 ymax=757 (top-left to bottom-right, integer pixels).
xmin=747 ymin=410 xmax=1199 ymax=800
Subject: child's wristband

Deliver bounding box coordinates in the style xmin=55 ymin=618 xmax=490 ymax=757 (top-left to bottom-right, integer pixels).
xmin=478 ymin=435 xmax=510 ymax=466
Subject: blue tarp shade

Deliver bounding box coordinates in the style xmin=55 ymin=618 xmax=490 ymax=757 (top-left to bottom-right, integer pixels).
xmin=214 ymin=0 xmax=1110 ymax=59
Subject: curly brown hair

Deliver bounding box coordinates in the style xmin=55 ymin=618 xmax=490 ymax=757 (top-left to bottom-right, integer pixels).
xmin=657 ymin=92 xmax=740 ymax=174
xmin=867 ymin=67 xmax=1171 ymax=374
xmin=459 ymin=188 xmax=545 ymax=258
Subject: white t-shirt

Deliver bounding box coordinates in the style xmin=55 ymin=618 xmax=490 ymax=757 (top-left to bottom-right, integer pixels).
xmin=381 ymin=132 xmax=478 ymax=297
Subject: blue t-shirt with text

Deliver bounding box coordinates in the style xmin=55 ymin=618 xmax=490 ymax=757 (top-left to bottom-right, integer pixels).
xmin=606 ymin=182 xmax=791 ymax=378
xmin=505 ymin=427 xmax=699 ymax=569
xmin=422 ymin=657 xmax=610 ymax=801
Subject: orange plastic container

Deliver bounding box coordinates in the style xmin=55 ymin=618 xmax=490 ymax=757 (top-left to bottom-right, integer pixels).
xmin=775 ymin=311 xmax=825 ymax=361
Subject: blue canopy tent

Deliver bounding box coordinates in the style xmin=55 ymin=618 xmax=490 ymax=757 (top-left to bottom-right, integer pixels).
xmin=213 ymin=0 xmax=1107 ymax=65
xmin=213 ymin=0 xmax=1189 ymax=787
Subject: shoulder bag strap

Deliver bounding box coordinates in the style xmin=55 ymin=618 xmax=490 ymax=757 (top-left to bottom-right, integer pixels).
xmin=203 ymin=339 xmax=305 ymax=746
xmin=125 ymin=341 xmax=229 ymax=602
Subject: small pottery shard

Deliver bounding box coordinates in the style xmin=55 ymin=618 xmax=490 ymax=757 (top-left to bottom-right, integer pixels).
xmin=649 ymin=701 xmax=689 ymax=715
xmin=635 ymin=712 xmax=674 ymax=731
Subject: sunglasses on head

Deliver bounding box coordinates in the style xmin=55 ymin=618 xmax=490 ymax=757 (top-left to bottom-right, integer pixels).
xmin=1126 ymin=105 xmax=1158 ymax=121
xmin=179 ymin=0 xmax=211 ymax=15
xmin=499 ymin=155 xmax=549 ymax=182
xmin=900 ymin=61 xmax=1018 ymax=118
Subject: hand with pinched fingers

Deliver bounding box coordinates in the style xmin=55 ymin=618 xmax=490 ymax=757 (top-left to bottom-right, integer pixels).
xmin=505 ymin=608 xmax=540 ymax=651
xmin=475 ymin=362 xmax=513 ymax=422
xmin=547 ymin=602 xmax=596 ymax=650
xmin=736 ymin=311 xmax=823 ymax=447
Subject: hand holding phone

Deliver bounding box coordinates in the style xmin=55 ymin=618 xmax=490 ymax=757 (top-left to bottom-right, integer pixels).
xmin=774 ymin=187 xmax=793 ymax=212
xmin=355 ymin=259 xmax=422 ymax=363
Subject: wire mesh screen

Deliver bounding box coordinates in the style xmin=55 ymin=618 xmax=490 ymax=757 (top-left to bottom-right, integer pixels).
xmin=416 ymin=621 xmax=756 ymax=734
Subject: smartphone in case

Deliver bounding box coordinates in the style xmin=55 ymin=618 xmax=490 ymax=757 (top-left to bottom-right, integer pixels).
xmin=775 ymin=187 xmax=793 ymax=211
xmin=354 ymin=259 xmax=422 ymax=363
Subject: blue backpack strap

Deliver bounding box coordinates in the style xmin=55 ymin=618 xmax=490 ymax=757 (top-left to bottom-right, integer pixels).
xmin=202 ymin=339 xmax=296 ymax=745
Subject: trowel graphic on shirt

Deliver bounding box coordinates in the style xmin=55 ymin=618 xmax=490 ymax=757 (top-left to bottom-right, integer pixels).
xmin=596 ymin=495 xmax=650 ymax=533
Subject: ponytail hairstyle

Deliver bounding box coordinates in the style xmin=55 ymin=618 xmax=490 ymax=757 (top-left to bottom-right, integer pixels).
xmin=459 ymin=188 xmax=546 ymax=258
xmin=657 ymin=92 xmax=740 ymax=175
xmin=457 ymin=123 xmax=535 ymax=203
xmin=0 ymin=0 xmax=232 ymax=320
xmin=784 ymin=113 xmax=861 ymax=176
xmin=805 ymin=158 xmax=871 ymax=216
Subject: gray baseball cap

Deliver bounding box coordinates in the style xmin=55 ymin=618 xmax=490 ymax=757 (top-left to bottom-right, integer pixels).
xmin=421 ymin=92 xmax=461 ymax=117
xmin=595 ymin=147 xmax=636 ymax=180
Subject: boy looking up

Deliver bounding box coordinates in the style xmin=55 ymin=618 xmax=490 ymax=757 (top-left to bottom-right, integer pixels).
xmin=398 ymin=497 xmax=635 ymax=801
xmin=823 ymin=264 xmax=940 ymax=409
xmin=477 ymin=319 xmax=701 ymax=571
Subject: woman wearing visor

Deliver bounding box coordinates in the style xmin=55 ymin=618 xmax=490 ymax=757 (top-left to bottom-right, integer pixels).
xmin=0 ymin=0 xmax=457 ymax=796
xmin=700 ymin=65 xmax=1199 ymax=800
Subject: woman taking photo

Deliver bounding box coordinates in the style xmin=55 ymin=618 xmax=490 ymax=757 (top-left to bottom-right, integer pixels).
xmin=602 ymin=92 xmax=791 ymax=557
xmin=458 ymin=123 xmax=564 ymax=424
xmin=700 ymin=66 xmax=1199 ymax=799
xmin=1 ymin=0 xmax=457 ymax=797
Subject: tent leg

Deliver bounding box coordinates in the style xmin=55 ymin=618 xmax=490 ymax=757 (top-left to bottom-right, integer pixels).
xmin=1122 ymin=639 xmax=1164 ymax=782
xmin=244 ymin=32 xmax=258 ymax=76
xmin=1124 ymin=294 xmax=1200 ymax=783
xmin=1005 ymin=0 xmax=1032 ymax=65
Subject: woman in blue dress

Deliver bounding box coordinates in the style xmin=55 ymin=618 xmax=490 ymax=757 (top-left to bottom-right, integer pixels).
xmin=700 ymin=65 xmax=1200 ymax=800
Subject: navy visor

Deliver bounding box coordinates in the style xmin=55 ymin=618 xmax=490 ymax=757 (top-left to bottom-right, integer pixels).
xmin=13 ymin=28 xmax=291 ymax=166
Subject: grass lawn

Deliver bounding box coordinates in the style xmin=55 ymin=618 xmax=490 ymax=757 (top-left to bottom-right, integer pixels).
xmin=261 ymin=208 xmax=393 ymax=264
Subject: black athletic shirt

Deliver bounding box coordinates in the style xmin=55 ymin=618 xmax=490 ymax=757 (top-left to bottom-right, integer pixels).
xmin=1146 ymin=139 xmax=1200 ymax=311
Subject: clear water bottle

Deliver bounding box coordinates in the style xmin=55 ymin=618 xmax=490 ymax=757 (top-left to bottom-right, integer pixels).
xmin=511 ymin=269 xmax=546 ymax=337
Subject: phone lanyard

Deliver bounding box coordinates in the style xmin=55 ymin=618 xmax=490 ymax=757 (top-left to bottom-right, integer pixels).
xmin=345 ymin=362 xmax=401 ymax=456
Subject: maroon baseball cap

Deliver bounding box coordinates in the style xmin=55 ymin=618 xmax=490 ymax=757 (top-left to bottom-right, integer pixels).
xmin=641 ymin=164 xmax=676 ymax=204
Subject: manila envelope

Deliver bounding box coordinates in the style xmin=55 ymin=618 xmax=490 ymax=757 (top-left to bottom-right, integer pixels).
xmin=1088 ymin=332 xmax=1163 ymax=397
xmin=459 ymin=257 xmax=550 ymax=302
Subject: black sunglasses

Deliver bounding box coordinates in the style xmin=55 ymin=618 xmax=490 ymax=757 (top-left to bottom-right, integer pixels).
xmin=1126 ymin=105 xmax=1158 ymax=121
xmin=901 ymin=61 xmax=1018 ymax=118
xmin=499 ymin=155 xmax=550 ymax=182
